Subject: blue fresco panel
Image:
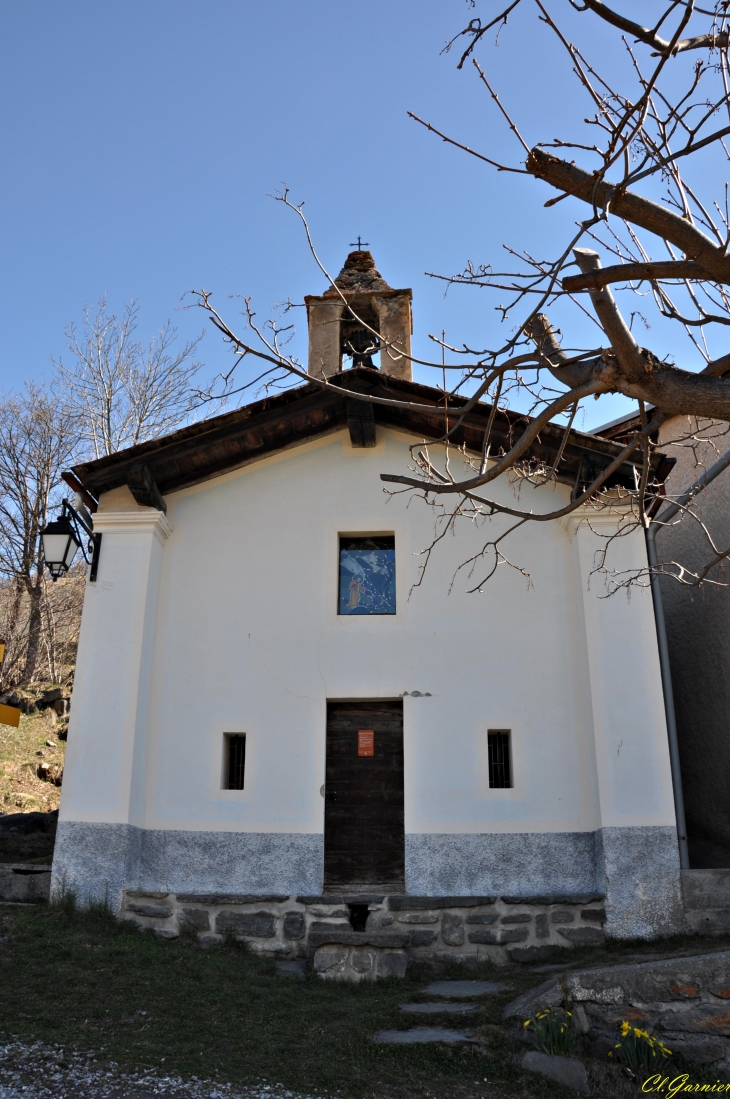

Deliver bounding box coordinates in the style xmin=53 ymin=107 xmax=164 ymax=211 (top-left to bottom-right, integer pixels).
xmin=338 ymin=537 xmax=396 ymax=615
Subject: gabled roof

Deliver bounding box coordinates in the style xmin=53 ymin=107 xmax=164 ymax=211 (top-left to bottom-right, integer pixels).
xmin=64 ymin=368 xmax=665 ymax=511
xmin=590 ymin=408 xmax=648 ymax=438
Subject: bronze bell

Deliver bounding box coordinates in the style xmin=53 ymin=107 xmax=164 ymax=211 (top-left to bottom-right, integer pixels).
xmin=343 ymin=327 xmax=381 ymax=369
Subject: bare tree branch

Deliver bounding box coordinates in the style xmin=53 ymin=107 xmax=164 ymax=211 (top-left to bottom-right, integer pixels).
xmin=578 ymin=0 xmax=728 ymax=55
xmin=563 ymin=259 xmax=713 ymax=292
xmin=527 ymin=148 xmax=730 ymax=283
xmin=572 ymin=247 xmax=648 ymax=378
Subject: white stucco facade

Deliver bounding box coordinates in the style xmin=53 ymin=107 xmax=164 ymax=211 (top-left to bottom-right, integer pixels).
xmin=53 ymin=425 xmax=682 ymax=938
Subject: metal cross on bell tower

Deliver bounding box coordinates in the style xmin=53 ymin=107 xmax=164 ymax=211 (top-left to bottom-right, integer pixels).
xmin=350 ymin=236 xmax=369 ymax=251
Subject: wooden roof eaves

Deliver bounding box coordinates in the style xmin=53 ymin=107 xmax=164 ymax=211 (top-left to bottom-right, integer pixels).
xmin=75 ymin=388 xmax=345 ymax=497
xmin=68 ymin=368 xmax=667 ymax=500
xmin=69 ymin=380 xmax=330 ymax=484
xmin=336 ymin=372 xmax=664 ymax=485
xmin=136 ymin=418 xmax=352 ymax=497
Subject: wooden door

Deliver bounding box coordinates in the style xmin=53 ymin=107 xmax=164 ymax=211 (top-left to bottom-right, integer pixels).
xmin=324 ymin=700 xmax=404 ymax=890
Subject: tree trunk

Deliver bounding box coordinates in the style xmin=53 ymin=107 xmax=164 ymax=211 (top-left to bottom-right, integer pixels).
xmin=22 ymin=583 xmax=43 ymax=684
xmin=1 ymin=578 xmax=24 ymax=689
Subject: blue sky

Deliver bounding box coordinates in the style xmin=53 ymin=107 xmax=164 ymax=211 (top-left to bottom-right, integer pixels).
xmin=0 ymin=2 xmax=721 ymax=431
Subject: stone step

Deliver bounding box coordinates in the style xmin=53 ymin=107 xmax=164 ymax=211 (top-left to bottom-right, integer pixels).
xmin=313 ymin=942 xmax=407 ymax=981
xmin=374 ymin=1028 xmax=475 ymax=1045
xmin=400 ymin=1002 xmax=480 ymax=1015
xmin=421 ymin=980 xmax=508 ymax=998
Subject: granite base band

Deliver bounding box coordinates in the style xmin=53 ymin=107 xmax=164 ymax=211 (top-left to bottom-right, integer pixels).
xmin=406 ymin=826 xmax=683 ymax=939
xmin=405 ymin=831 xmax=598 ymax=896
xmin=597 ymin=825 xmax=684 ymax=939
xmin=51 ymin=821 xmax=141 ymax=910
xmin=51 ymin=821 xmax=683 ymax=939
xmin=51 ymin=821 xmax=324 ymax=910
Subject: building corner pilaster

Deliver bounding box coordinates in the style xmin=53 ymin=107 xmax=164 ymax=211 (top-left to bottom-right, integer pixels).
xmin=564 ymin=504 xmax=684 ymax=938
xmin=51 ymin=507 xmax=171 ymax=911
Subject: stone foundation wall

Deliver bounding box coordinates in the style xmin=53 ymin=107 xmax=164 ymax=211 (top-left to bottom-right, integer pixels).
xmin=504 ymin=949 xmax=730 ymax=1073
xmin=120 ymin=889 xmax=607 ymax=963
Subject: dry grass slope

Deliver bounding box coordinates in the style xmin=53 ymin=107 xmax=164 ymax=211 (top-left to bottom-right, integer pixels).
xmin=0 ymin=698 xmax=67 ymax=815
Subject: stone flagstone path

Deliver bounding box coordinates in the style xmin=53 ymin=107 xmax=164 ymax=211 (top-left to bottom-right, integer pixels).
xmin=373 ymin=1028 xmax=474 ymax=1045
xmin=376 ymin=978 xmax=509 ymax=1045
xmin=421 ymin=980 xmax=508 ymax=997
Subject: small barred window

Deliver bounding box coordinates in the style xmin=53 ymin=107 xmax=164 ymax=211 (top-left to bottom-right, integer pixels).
xmin=226 ymin=734 xmax=246 ymax=790
xmin=487 ymin=730 xmax=512 ymax=789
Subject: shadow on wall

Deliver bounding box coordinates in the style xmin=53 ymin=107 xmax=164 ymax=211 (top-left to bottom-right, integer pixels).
xmin=688 ymin=837 xmax=730 ymax=870
xmin=656 ymin=417 xmax=730 ymax=870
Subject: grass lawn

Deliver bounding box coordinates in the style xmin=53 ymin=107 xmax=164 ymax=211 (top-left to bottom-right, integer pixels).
xmin=0 ymin=902 xmax=576 ymax=1099
xmin=3 ymin=903 xmax=730 ymax=1099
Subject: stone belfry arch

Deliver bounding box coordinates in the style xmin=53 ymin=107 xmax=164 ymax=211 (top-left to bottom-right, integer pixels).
xmin=304 ymin=251 xmax=412 ymax=381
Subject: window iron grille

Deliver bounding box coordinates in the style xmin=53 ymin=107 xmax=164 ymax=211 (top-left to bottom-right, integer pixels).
xmin=227 ymin=734 xmax=246 ymax=790
xmin=488 ymin=730 xmax=512 ymax=789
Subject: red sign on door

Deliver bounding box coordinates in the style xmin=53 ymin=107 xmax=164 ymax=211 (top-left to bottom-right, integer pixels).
xmin=358 ymin=729 xmax=375 ymax=756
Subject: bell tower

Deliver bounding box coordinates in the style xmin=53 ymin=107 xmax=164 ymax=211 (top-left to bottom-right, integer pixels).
xmin=305 ymin=251 xmax=412 ymax=381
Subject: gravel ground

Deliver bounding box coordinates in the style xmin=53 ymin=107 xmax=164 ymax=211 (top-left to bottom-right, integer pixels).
xmin=0 ymin=1041 xmax=337 ymax=1099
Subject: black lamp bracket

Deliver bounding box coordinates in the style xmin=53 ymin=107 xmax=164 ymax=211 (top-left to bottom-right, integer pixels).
xmin=60 ymin=498 xmax=103 ymax=582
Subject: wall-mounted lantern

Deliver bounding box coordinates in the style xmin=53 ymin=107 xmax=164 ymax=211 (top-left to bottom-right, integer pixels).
xmin=40 ymin=499 xmax=102 ymax=582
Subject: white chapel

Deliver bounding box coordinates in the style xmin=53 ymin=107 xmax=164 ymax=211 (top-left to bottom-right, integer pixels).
xmin=51 ymin=251 xmax=683 ymax=966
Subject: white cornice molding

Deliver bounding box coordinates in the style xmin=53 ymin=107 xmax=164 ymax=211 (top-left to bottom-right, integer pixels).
xmin=92 ymin=510 xmax=173 ymax=542
xmin=559 ymin=500 xmax=637 ymax=533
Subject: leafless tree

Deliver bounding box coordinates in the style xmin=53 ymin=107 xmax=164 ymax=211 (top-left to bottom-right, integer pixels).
xmin=190 ymin=1 xmax=730 ymax=590
xmin=0 ymin=302 xmax=220 ymax=688
xmin=0 ymin=384 xmax=79 ymax=684
xmin=0 ymin=565 xmax=84 ymax=688
xmin=53 ymin=297 xmax=212 ymax=459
